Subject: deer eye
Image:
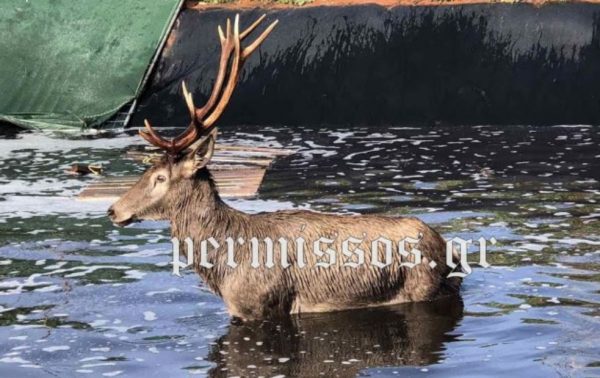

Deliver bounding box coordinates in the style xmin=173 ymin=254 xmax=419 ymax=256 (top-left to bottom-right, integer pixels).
xmin=156 ymin=175 xmax=167 ymax=183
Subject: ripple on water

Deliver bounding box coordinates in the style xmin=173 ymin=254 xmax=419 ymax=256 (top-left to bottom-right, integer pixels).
xmin=0 ymin=125 xmax=599 ymax=377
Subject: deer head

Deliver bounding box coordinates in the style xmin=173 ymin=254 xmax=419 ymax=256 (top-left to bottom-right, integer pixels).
xmin=108 ymin=15 xmax=277 ymax=226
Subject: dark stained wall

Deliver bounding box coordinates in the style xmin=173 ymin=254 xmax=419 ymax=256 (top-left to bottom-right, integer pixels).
xmin=132 ymin=4 xmax=600 ymax=127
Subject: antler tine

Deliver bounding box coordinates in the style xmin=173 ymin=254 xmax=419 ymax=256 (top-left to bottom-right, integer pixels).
xmin=139 ymin=119 xmax=173 ymax=151
xmin=240 ymin=14 xmax=266 ymax=40
xmin=242 ymin=19 xmax=278 ymax=59
xmin=168 ymin=81 xmax=202 ymax=152
xmin=201 ymin=14 xmax=278 ymax=129
xmin=195 ymin=20 xmax=236 ymax=120
xmin=182 ymin=81 xmax=196 ymax=120
xmin=218 ymin=25 xmax=225 ymax=43
xmin=197 ymin=15 xmax=276 ymax=123
xmin=201 ymin=14 xmax=242 ymax=128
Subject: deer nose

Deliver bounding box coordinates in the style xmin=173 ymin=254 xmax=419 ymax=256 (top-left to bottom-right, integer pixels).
xmin=107 ymin=206 xmax=115 ymax=218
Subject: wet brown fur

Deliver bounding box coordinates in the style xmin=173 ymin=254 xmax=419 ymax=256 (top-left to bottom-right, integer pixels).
xmin=110 ymin=149 xmax=462 ymax=320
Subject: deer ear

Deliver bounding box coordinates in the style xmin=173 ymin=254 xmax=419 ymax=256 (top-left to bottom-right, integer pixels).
xmin=181 ymin=130 xmax=217 ymax=178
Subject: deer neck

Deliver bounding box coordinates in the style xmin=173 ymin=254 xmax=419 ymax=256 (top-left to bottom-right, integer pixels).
xmin=169 ymin=169 xmax=244 ymax=242
xmin=169 ymin=170 xmax=248 ymax=294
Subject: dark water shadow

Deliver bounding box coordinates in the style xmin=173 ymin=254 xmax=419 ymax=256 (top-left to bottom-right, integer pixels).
xmin=206 ymin=296 xmax=463 ymax=377
xmin=0 ymin=121 xmax=29 ymax=138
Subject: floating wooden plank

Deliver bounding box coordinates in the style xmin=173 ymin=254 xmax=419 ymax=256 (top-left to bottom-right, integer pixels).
xmin=124 ymin=144 xmax=295 ymax=166
xmin=77 ymin=144 xmax=294 ymax=201
xmin=78 ymin=167 xmax=266 ymax=201
xmin=214 ymin=145 xmax=296 ymax=156
xmin=124 ymin=150 xmax=274 ymax=167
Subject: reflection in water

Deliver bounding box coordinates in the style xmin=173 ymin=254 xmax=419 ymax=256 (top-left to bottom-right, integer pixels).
xmin=207 ymin=296 xmax=463 ymax=377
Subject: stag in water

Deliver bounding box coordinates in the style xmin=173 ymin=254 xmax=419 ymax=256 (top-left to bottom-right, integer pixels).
xmin=108 ymin=14 xmax=461 ymax=321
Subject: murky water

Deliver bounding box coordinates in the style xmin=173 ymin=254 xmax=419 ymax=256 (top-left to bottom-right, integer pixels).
xmin=0 ymin=125 xmax=599 ymax=377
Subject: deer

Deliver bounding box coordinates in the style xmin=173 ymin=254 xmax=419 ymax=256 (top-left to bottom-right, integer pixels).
xmin=107 ymin=14 xmax=462 ymax=321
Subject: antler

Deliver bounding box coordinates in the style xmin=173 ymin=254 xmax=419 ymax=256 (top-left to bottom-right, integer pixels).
xmin=139 ymin=14 xmax=278 ymax=156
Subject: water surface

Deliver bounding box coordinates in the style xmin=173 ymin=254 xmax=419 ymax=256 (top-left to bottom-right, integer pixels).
xmin=0 ymin=125 xmax=599 ymax=377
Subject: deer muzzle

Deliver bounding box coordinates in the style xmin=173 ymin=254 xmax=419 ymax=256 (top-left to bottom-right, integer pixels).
xmin=107 ymin=205 xmax=135 ymax=227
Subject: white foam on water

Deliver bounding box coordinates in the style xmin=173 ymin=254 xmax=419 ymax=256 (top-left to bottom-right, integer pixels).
xmin=42 ymin=345 xmax=70 ymax=352
xmin=0 ymin=133 xmax=141 ymax=158
xmin=0 ymin=195 xmax=110 ymax=218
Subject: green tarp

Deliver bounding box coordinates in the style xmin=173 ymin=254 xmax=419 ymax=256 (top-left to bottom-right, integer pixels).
xmin=0 ymin=0 xmax=182 ymax=130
